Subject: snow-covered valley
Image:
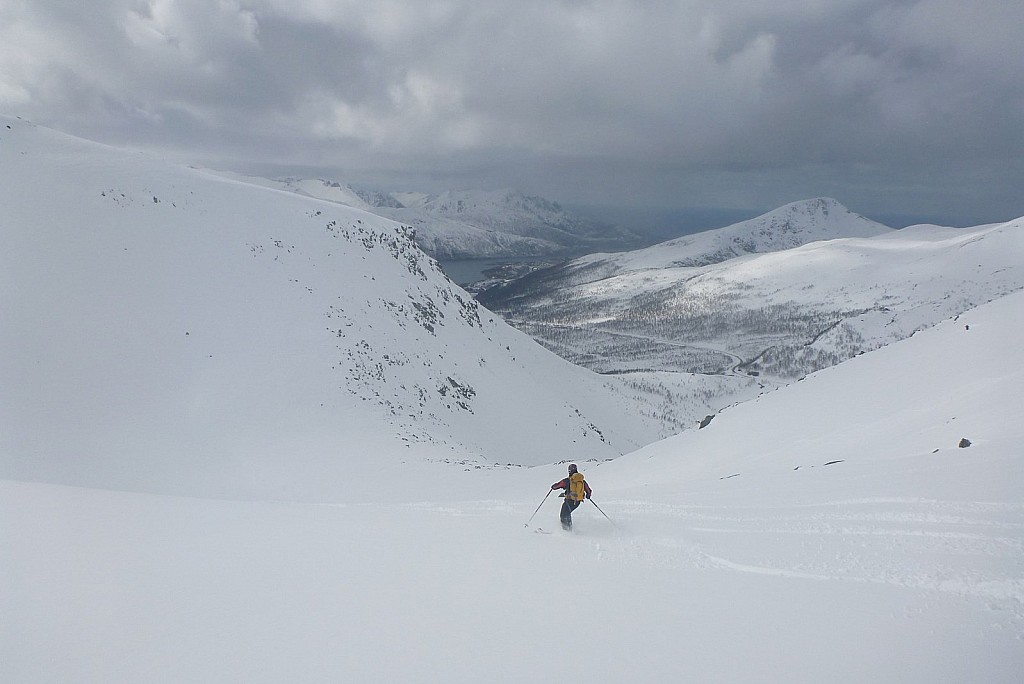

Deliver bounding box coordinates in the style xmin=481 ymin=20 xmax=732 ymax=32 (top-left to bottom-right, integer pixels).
xmin=2 ymin=118 xmax=1022 ymax=682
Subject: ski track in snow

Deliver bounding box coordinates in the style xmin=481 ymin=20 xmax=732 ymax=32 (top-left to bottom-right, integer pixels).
xmin=415 ymin=497 xmax=1024 ymax=617
xmin=616 ymin=499 xmax=1024 ymax=607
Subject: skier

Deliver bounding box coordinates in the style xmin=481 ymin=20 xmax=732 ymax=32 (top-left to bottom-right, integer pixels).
xmin=550 ymin=464 xmax=592 ymax=530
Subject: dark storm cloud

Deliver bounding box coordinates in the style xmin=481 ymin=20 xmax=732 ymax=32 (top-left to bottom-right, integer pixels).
xmin=2 ymin=0 xmax=1022 ymax=222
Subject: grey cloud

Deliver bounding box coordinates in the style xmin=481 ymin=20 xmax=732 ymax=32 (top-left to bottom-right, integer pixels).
xmin=1 ymin=0 xmax=1022 ymax=223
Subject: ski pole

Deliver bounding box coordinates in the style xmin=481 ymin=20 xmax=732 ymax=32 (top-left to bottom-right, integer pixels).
xmin=525 ymin=489 xmax=553 ymax=527
xmin=589 ymin=499 xmax=619 ymax=529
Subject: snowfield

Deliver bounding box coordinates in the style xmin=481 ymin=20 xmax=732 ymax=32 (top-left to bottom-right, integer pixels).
xmin=2 ymin=117 xmax=1022 ymax=682
xmin=3 ymin=292 xmax=1022 ymax=683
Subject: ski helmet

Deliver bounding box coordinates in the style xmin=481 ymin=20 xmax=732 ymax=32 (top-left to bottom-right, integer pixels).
xmin=568 ymin=463 xmax=578 ymax=473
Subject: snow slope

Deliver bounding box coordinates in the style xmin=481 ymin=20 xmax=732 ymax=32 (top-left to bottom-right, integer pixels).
xmin=219 ymin=174 xmax=375 ymax=210
xmin=0 ymin=116 xmax=675 ymax=500
xmin=3 ymin=292 xmax=1021 ymax=683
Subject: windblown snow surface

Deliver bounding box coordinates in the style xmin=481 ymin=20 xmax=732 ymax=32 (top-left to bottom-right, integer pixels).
xmin=2 ymin=118 xmax=1023 ymax=682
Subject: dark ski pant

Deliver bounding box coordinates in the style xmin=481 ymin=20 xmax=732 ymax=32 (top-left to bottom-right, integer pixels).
xmin=560 ymin=498 xmax=582 ymax=529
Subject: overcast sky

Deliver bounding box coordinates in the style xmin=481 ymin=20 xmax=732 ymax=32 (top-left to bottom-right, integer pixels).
xmin=2 ymin=0 xmax=1022 ymax=224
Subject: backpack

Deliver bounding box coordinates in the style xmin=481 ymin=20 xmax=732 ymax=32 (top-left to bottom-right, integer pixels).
xmin=567 ymin=472 xmax=587 ymax=502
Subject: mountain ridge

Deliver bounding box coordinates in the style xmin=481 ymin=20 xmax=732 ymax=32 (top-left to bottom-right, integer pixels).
xmin=479 ymin=199 xmax=1023 ymax=387
xmin=220 ymin=175 xmax=643 ymax=259
xmin=0 ymin=115 xmax=683 ymax=500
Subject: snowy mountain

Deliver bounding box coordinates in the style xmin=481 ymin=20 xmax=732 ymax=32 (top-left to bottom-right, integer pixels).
xmin=377 ymin=188 xmax=647 ymax=257
xmin=230 ymin=177 xmax=642 ymax=258
xmin=0 ymin=116 xmax=678 ymax=500
xmin=480 ymin=200 xmax=1023 ymax=384
xmin=488 ymin=197 xmax=894 ymax=289
xmin=592 ymin=196 xmax=892 ymax=269
xmin=392 ymin=188 xmax=629 ymax=243
xmin=4 ymin=290 xmax=1021 ymax=682
xmin=3 ymin=116 xmax=1022 ymax=683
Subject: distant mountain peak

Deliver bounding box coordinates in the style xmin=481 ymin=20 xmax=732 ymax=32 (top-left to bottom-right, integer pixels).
xmin=752 ymin=197 xmax=877 ymax=235
xmin=601 ymin=197 xmax=894 ymax=271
